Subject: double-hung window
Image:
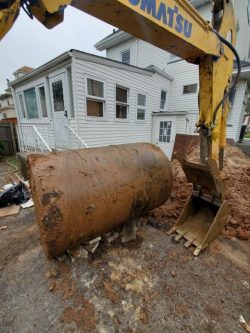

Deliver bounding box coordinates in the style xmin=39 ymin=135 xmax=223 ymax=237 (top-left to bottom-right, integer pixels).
xmin=86 ymin=78 xmax=105 ymax=118
xmin=137 ymin=93 xmax=146 ymax=120
xmin=116 ymin=86 xmax=129 ymax=119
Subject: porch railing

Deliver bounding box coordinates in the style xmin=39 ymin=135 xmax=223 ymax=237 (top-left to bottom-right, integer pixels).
xmin=66 ymin=125 xmax=89 ymax=149
xmin=17 ymin=125 xmax=52 ymax=153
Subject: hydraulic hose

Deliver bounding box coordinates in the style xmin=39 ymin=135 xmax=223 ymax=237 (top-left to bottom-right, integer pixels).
xmin=212 ymin=30 xmax=241 ymax=124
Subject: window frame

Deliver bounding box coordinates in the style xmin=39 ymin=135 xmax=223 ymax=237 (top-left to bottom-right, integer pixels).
xmin=85 ymin=75 xmax=106 ymax=120
xmin=121 ymin=49 xmax=131 ymax=65
xmin=23 ymin=86 xmax=40 ymax=120
xmin=160 ymin=89 xmax=168 ymax=112
xmin=183 ymin=84 xmax=198 ymax=95
xmin=136 ymin=91 xmax=147 ymax=122
xmin=115 ymin=85 xmax=130 ymax=121
xmin=17 ymin=92 xmax=26 ymax=119
xmin=15 ymin=79 xmax=51 ymax=124
xmin=227 ymin=86 xmax=237 ymax=126
xmin=37 ymin=84 xmax=49 ymax=119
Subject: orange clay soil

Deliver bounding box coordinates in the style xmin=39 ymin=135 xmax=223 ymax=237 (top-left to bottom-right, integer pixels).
xmin=152 ymin=145 xmax=250 ymax=241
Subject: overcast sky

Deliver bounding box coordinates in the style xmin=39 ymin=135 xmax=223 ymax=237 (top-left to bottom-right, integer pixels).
xmin=0 ymin=6 xmax=114 ymax=93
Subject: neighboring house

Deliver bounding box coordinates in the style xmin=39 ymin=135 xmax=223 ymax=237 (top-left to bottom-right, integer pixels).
xmin=0 ymin=66 xmax=34 ymax=124
xmin=95 ymin=0 xmax=250 ymax=155
xmin=11 ymin=50 xmax=173 ymax=154
xmin=0 ymin=88 xmax=16 ymax=123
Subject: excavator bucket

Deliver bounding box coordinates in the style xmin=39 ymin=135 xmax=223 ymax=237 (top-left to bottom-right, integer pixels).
xmin=168 ymin=158 xmax=228 ymax=256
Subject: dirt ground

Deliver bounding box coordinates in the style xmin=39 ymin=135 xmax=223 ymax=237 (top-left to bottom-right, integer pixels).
xmin=0 ymin=150 xmax=249 ymax=333
xmin=0 ymin=209 xmax=249 ymax=333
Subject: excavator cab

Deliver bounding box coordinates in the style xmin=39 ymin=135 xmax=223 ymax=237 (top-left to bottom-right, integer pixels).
xmin=168 ymin=158 xmax=228 ymax=256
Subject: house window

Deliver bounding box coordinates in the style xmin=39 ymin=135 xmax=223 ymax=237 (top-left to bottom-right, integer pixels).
xmin=228 ymin=87 xmax=236 ymax=124
xmin=137 ymin=93 xmax=146 ymax=120
xmin=86 ymin=78 xmax=105 ymax=117
xmin=24 ymin=87 xmax=39 ymax=119
xmin=116 ymin=86 xmax=129 ymax=119
xmin=121 ymin=50 xmax=130 ymax=64
xmin=159 ymin=121 xmax=172 ymax=143
xmin=160 ymin=90 xmax=167 ymax=111
xmin=183 ymin=84 xmax=197 ymax=94
xmin=52 ymin=80 xmax=65 ymax=111
xmin=18 ymin=94 xmax=26 ymax=118
xmin=38 ymin=86 xmax=48 ymax=118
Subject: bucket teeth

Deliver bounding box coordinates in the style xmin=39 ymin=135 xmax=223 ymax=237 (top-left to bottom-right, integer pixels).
xmin=184 ymin=239 xmax=195 ymax=248
xmin=167 ymin=226 xmax=176 ymax=236
xmin=175 ymin=231 xmax=186 ymax=241
xmin=193 ymin=247 xmax=201 ymax=256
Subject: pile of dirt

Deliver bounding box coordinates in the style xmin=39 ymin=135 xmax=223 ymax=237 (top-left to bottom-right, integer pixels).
xmin=152 ymin=145 xmax=250 ymax=240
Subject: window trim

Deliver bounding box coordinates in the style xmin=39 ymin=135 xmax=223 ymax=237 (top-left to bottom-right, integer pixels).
xmin=85 ymin=75 xmax=106 ymax=121
xmin=120 ymin=49 xmax=131 ymax=65
xmin=136 ymin=91 xmax=147 ymax=122
xmin=115 ymin=85 xmax=130 ymax=121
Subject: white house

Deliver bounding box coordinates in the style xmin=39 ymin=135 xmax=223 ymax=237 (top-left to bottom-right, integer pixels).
xmin=95 ymin=0 xmax=250 ymax=151
xmin=11 ymin=0 xmax=250 ymax=158
xmin=11 ymin=50 xmax=174 ymax=155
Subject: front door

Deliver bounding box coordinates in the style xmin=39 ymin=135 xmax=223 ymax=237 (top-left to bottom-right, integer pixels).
xmin=155 ymin=117 xmax=176 ymax=159
xmin=50 ymin=74 xmax=69 ymax=149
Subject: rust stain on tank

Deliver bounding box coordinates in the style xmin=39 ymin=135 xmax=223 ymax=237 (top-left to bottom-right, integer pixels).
xmin=28 ymin=143 xmax=173 ymax=258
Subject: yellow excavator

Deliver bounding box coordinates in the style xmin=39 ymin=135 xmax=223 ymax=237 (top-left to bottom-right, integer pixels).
xmin=0 ymin=0 xmax=241 ymax=256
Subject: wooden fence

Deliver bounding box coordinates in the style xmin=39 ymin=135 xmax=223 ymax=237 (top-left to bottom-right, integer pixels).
xmin=0 ymin=122 xmax=18 ymax=156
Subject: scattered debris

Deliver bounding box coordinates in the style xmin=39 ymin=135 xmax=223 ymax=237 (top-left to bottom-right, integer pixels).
xmin=104 ymin=231 xmax=119 ymax=243
xmin=84 ymin=237 xmax=101 ymax=254
xmin=0 ymin=204 xmax=20 ymax=218
xmin=122 ymin=220 xmax=137 ymax=243
xmin=3 ymin=184 xmax=13 ymax=191
xmin=171 ymin=271 xmax=176 ymax=277
xmin=241 ymin=280 xmax=250 ymax=289
xmin=21 ymin=199 xmax=34 ymax=209
xmin=0 ymin=182 xmax=30 ymax=208
xmin=55 ymin=253 xmax=68 ymax=263
xmin=67 ymin=245 xmax=88 ymax=262
xmin=0 ymin=226 xmax=7 ymax=230
xmin=49 ymin=282 xmax=56 ymax=292
xmin=45 ymin=269 xmax=58 ymax=279
xmin=85 ymin=242 xmax=100 ymax=254
xmin=239 ymin=315 xmax=250 ymax=332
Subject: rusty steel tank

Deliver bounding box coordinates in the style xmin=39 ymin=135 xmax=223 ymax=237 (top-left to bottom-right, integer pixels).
xmin=28 ymin=143 xmax=173 ymax=258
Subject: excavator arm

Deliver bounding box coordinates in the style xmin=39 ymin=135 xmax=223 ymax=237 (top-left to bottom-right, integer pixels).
xmin=0 ymin=0 xmax=239 ymax=255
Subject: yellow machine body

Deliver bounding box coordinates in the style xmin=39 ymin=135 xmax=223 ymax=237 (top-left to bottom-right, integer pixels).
xmin=0 ymin=0 xmax=237 ymax=254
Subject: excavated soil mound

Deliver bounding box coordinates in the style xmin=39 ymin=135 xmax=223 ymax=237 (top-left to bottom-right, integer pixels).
xmin=152 ymin=145 xmax=250 ymax=240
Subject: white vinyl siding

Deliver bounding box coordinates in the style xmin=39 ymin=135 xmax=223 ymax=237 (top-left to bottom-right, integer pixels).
xmin=71 ymin=57 xmax=171 ymax=147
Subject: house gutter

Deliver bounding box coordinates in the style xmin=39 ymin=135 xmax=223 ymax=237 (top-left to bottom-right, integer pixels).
xmin=10 ymin=52 xmax=72 ymax=88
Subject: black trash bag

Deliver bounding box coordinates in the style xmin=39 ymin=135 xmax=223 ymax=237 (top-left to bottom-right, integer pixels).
xmin=0 ymin=182 xmax=31 ymax=208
